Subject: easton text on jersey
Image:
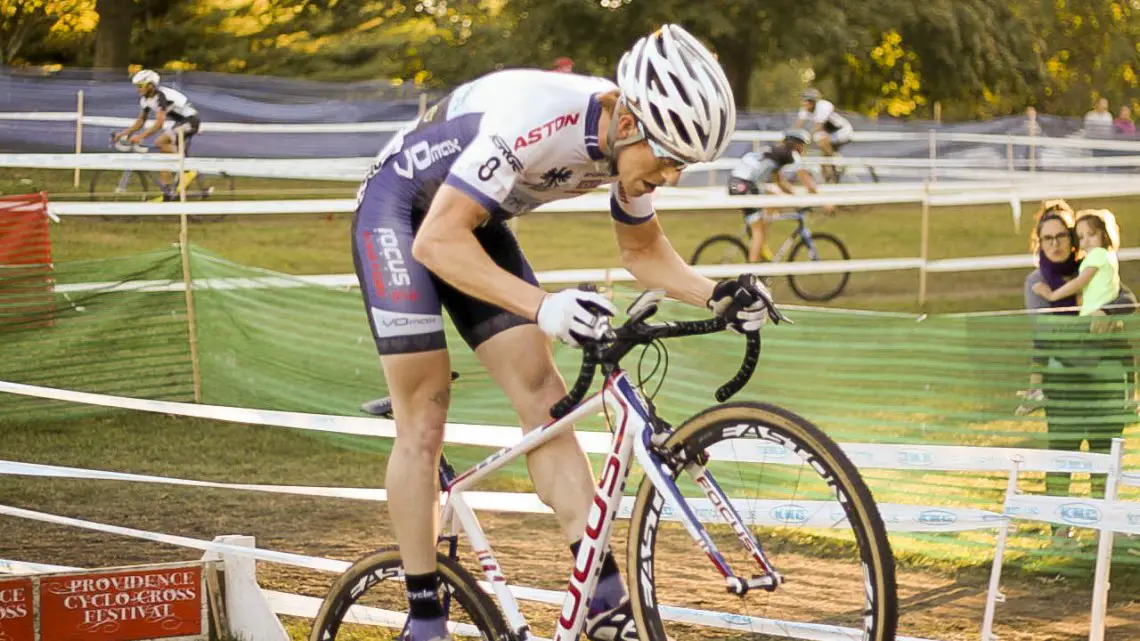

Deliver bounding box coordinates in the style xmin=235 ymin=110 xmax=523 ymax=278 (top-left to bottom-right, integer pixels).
xmin=513 ymin=112 xmax=581 ymax=150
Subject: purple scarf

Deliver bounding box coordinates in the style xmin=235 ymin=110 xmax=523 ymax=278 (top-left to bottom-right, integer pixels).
xmin=1038 ymin=249 xmax=1079 ymax=309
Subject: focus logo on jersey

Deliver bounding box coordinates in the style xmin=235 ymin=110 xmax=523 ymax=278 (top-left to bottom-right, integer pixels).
xmin=513 ymin=112 xmax=581 ymax=150
xmin=393 ymin=138 xmax=463 ymax=179
xmin=363 ymin=227 xmax=418 ymax=302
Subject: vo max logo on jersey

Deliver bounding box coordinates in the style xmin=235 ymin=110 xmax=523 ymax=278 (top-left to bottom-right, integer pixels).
xmin=393 ymin=138 xmax=462 ymax=178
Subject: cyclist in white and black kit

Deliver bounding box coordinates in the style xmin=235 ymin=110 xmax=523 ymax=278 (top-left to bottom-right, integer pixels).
xmin=728 ymin=130 xmax=830 ymax=262
xmin=353 ymin=25 xmax=779 ymax=641
xmin=115 ymin=69 xmax=201 ymax=154
xmin=113 ymin=69 xmax=201 ymax=197
xmin=795 ymin=88 xmax=854 ymax=182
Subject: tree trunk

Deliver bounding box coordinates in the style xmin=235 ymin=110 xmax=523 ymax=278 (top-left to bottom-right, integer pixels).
xmin=93 ymin=0 xmax=134 ymax=70
xmin=716 ymin=39 xmax=755 ymax=109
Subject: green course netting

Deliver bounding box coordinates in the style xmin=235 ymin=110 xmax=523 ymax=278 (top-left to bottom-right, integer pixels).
xmin=2 ymin=247 xmax=1139 ymax=577
xmin=0 ymin=248 xmax=194 ymax=420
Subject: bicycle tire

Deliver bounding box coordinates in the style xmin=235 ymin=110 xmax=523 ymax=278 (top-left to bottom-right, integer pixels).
xmin=626 ymin=402 xmax=898 ymax=641
xmin=88 ymin=169 xmax=152 ymax=202
xmin=309 ymin=545 xmax=509 ymax=641
xmin=787 ymin=232 xmax=850 ymax=301
xmin=690 ymin=234 xmax=748 ymax=265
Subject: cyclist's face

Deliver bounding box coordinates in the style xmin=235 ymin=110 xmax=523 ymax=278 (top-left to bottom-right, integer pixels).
xmin=135 ymin=83 xmax=151 ymax=97
xmin=803 ymin=100 xmax=816 ymax=112
xmin=614 ymin=115 xmax=684 ymax=198
xmin=1038 ymin=218 xmax=1073 ymax=263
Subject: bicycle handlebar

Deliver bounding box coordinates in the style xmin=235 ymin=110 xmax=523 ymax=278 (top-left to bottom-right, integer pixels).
xmin=549 ymin=313 xmax=763 ymax=419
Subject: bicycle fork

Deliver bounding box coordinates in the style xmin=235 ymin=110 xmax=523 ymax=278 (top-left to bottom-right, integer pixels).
xmin=635 ymin=430 xmax=784 ymax=596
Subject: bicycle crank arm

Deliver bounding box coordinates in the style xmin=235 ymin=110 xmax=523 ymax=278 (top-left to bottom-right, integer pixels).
xmin=726 ymin=572 xmax=784 ymax=596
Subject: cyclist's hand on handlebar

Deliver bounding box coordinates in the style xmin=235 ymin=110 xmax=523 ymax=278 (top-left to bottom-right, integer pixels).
xmin=537 ymin=288 xmax=617 ymax=347
xmin=707 ymin=274 xmax=784 ymax=333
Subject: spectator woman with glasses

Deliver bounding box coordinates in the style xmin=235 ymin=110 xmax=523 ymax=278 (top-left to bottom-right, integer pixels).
xmin=1022 ymin=200 xmax=1137 ymax=517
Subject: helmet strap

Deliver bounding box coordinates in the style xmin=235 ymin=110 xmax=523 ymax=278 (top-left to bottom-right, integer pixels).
xmin=604 ymin=97 xmax=645 ymax=175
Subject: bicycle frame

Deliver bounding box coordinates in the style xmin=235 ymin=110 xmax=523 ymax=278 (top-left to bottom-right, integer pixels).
xmin=438 ymin=369 xmax=777 ymax=641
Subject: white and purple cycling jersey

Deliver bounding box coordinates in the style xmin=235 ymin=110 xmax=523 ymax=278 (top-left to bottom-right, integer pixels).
xmin=353 ymin=69 xmax=656 ymax=355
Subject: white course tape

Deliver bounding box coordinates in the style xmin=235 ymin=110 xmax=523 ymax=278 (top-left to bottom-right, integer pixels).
xmin=46 ymin=247 xmax=1140 ymax=294
xmin=1002 ymin=495 xmax=1140 ymax=534
xmin=0 ymin=503 xmax=350 ymax=572
xmin=43 ymin=176 xmax=1140 ymax=216
xmin=6 ymin=110 xmax=1140 ymax=154
xmin=1124 ymin=472 xmax=1140 ymax=488
xmin=0 ymin=380 xmax=1121 ymax=475
xmin=0 ymin=558 xmax=79 ymax=574
xmin=0 ymin=459 xmax=1002 ymax=532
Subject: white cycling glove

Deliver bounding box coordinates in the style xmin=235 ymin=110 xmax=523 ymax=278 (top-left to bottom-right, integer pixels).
xmin=536 ymin=288 xmax=617 ymax=347
xmin=707 ymin=274 xmax=782 ymax=333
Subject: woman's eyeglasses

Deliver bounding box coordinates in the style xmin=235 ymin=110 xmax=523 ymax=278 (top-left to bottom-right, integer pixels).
xmin=1040 ymin=232 xmax=1070 ymax=245
xmin=637 ymin=122 xmax=689 ymax=170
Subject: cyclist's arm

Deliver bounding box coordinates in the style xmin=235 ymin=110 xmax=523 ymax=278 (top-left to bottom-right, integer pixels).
xmin=774 ymin=173 xmax=796 ymax=195
xmin=614 ymin=215 xmax=715 ymax=308
xmin=413 ymin=185 xmax=547 ymax=320
xmin=117 ymin=112 xmax=147 ymax=139
xmin=797 ymin=168 xmax=819 ymax=193
xmin=137 ymin=109 xmax=167 ymax=139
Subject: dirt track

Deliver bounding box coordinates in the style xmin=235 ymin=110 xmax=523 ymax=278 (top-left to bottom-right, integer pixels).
xmin=1 ymin=479 xmax=1138 ymax=640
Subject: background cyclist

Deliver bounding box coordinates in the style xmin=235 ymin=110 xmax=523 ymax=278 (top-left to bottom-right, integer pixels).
xmin=352 ymin=24 xmax=777 ymax=641
xmin=728 ymin=129 xmax=832 ymax=262
xmin=794 ymin=88 xmax=855 ymax=182
xmin=112 ymin=69 xmax=202 ymax=199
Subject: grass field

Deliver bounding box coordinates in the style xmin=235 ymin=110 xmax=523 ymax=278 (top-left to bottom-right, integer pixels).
xmin=3 ymin=168 xmax=1140 ymax=639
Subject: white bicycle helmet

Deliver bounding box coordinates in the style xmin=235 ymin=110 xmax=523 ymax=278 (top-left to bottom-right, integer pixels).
xmin=132 ymin=69 xmax=160 ymax=87
xmin=615 ymin=25 xmax=736 ymax=164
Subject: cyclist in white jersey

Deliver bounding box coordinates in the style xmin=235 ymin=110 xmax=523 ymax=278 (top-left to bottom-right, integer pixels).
xmin=353 ymin=25 xmax=779 ymax=641
xmin=114 ymin=69 xmax=202 ymax=197
xmin=795 ymin=89 xmax=854 ymax=182
xmin=728 ymin=129 xmax=831 ymax=262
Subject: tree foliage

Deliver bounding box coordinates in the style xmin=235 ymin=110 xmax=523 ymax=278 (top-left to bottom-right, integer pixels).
xmin=6 ymin=0 xmax=1139 ymax=118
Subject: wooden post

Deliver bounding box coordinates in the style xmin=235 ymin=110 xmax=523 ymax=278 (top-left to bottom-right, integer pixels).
xmin=933 ymin=101 xmax=942 ymax=124
xmin=418 ymin=93 xmax=428 ymax=118
xmin=205 ymin=562 xmax=230 ymax=638
xmin=928 ymin=129 xmax=937 ymax=182
xmin=178 ymin=128 xmax=203 ymax=403
xmin=1029 ymin=122 xmax=1037 ymax=173
xmin=918 ymin=179 xmax=931 ymax=308
xmin=73 ymin=90 xmax=85 ymax=188
xmin=1006 ymin=136 xmax=1015 ymax=174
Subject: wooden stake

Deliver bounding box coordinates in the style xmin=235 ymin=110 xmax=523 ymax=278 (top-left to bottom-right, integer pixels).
xmin=205 ymin=562 xmax=229 ymax=639
xmin=928 ymin=129 xmax=937 ymax=182
xmin=918 ymin=179 xmax=931 ymax=308
xmin=73 ymin=90 xmax=84 ymax=188
xmin=178 ymin=128 xmax=203 ymax=403
xmin=418 ymin=93 xmax=428 ymax=118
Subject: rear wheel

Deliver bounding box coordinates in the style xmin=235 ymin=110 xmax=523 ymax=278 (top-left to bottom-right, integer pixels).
xmin=690 ymin=235 xmax=748 ymax=265
xmin=309 ymin=546 xmax=509 ymax=641
xmin=627 ymin=402 xmax=898 ymax=641
xmin=786 ymin=232 xmax=850 ymax=301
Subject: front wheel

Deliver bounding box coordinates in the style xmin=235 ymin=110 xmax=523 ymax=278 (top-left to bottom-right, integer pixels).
xmin=690 ymin=234 xmax=747 ymax=265
xmin=309 ymin=546 xmax=509 ymax=641
xmin=786 ymin=232 xmax=850 ymax=301
xmin=627 ymin=402 xmax=898 ymax=641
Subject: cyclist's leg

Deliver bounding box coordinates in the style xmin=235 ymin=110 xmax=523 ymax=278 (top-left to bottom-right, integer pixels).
xmin=440 ymin=224 xmax=630 ymax=627
xmin=745 ymin=211 xmax=768 ymax=262
xmin=439 ymin=222 xmax=595 ymax=539
xmin=354 ymin=170 xmax=452 ymax=641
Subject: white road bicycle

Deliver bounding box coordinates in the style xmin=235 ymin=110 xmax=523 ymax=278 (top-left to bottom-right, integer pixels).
xmin=312 ymin=290 xmax=898 ymax=641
